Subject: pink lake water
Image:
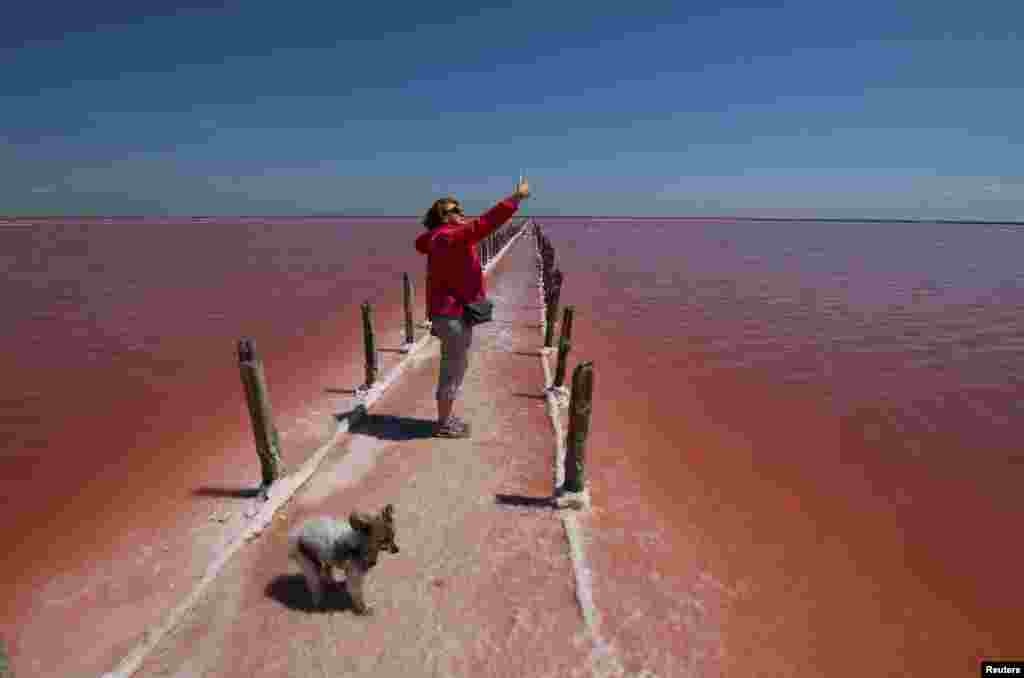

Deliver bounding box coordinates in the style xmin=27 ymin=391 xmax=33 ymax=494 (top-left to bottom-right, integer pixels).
xmin=1 ymin=215 xmax=1021 ymax=674
xmin=541 ymin=217 xmax=1023 ymax=675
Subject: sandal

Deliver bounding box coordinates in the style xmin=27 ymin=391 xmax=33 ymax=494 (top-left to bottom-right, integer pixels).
xmin=434 ymin=416 xmax=471 ymax=438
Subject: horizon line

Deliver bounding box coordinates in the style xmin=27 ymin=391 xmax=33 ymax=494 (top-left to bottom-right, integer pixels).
xmin=3 ymin=214 xmax=1023 ymax=226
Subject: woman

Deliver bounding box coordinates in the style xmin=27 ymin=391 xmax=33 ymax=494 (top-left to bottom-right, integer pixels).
xmin=415 ymin=178 xmax=531 ymax=438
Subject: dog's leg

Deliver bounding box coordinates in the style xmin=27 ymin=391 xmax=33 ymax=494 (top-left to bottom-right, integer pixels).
xmin=346 ymin=568 xmax=372 ymax=616
xmin=296 ymin=550 xmax=325 ymax=608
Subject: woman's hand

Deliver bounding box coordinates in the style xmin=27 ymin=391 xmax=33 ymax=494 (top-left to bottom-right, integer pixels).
xmin=513 ymin=177 xmax=531 ymax=200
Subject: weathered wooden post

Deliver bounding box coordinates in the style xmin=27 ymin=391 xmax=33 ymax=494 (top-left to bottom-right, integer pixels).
xmin=540 ymin=237 xmax=555 ymax=288
xmin=0 ymin=634 xmax=10 ymax=678
xmin=563 ymin=361 xmax=594 ymax=493
xmin=402 ymin=273 xmax=414 ymax=346
xmin=418 ymin=272 xmax=432 ymax=328
xmin=361 ymin=301 xmax=378 ymax=387
xmin=237 ymin=338 xmax=284 ymax=487
xmin=544 ymin=269 xmax=563 ymax=348
xmin=553 ymin=305 xmax=575 ymax=388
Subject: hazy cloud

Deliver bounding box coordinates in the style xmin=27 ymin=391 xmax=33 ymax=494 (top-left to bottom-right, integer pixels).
xmin=655 ymin=174 xmax=1024 ymax=221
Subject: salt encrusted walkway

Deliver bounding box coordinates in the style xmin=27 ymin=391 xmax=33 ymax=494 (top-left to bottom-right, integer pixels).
xmin=98 ymin=228 xmax=686 ymax=678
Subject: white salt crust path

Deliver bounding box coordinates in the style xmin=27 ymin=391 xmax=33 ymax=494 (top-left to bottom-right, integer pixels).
xmin=103 ymin=221 xmax=531 ymax=678
xmin=532 ymin=226 xmax=648 ymax=678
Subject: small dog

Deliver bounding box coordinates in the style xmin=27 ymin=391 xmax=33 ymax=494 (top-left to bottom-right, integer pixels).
xmin=288 ymin=504 xmax=400 ymax=615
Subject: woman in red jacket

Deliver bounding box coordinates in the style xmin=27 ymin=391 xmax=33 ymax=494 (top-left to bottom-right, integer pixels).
xmin=415 ymin=178 xmax=531 ymax=437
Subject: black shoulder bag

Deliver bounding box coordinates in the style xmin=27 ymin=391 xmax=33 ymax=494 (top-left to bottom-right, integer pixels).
xmin=462 ymin=298 xmax=494 ymax=326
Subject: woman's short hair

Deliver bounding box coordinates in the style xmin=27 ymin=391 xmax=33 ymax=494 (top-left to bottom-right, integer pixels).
xmin=422 ymin=196 xmax=460 ymax=230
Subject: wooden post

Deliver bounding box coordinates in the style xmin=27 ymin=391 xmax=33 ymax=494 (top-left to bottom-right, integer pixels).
xmin=402 ymin=273 xmax=414 ymax=345
xmin=424 ymin=272 xmax=431 ymax=325
xmin=544 ymin=268 xmax=563 ymax=348
xmin=540 ymin=238 xmax=555 ymax=289
xmin=553 ymin=305 xmax=575 ymax=388
xmin=0 ymin=634 xmax=10 ymax=678
xmin=361 ymin=301 xmax=377 ymax=387
xmin=237 ymin=338 xmax=284 ymax=487
xmin=563 ymin=361 xmax=594 ymax=493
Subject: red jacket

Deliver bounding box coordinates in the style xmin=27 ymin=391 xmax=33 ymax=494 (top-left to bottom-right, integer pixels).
xmin=415 ymin=196 xmax=521 ymax=319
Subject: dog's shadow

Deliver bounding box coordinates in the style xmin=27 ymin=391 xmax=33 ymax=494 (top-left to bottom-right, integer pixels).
xmin=265 ymin=574 xmax=355 ymax=614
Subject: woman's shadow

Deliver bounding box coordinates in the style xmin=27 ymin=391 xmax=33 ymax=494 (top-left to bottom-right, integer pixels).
xmin=265 ymin=574 xmax=355 ymax=613
xmin=346 ymin=413 xmax=436 ymax=441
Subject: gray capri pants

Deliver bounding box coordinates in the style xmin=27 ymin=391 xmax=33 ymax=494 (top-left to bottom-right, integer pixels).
xmin=431 ymin=316 xmax=474 ymax=400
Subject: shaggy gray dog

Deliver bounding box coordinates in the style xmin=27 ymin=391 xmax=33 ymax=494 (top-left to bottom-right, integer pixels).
xmin=288 ymin=504 xmax=399 ymax=615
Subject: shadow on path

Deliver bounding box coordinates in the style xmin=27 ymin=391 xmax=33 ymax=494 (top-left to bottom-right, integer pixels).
xmin=265 ymin=574 xmax=355 ymax=614
xmin=495 ymin=493 xmax=556 ymax=509
xmin=192 ymin=486 xmax=263 ymax=499
xmin=512 ymin=392 xmax=546 ymax=401
xmin=349 ymin=413 xmax=436 ymax=441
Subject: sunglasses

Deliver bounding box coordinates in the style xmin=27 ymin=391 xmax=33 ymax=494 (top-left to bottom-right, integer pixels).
xmin=443 ymin=204 xmax=464 ymax=216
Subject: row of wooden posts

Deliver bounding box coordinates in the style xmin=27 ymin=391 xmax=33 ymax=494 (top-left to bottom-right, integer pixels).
xmin=533 ymin=222 xmax=593 ymax=496
xmin=235 ymin=218 xmax=527 ymax=491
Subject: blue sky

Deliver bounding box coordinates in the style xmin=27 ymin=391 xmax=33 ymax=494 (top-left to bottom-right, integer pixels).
xmin=2 ymin=1 xmax=1023 ymax=218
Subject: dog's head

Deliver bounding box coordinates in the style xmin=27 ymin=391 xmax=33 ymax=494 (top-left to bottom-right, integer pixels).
xmin=349 ymin=504 xmax=399 ymax=568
